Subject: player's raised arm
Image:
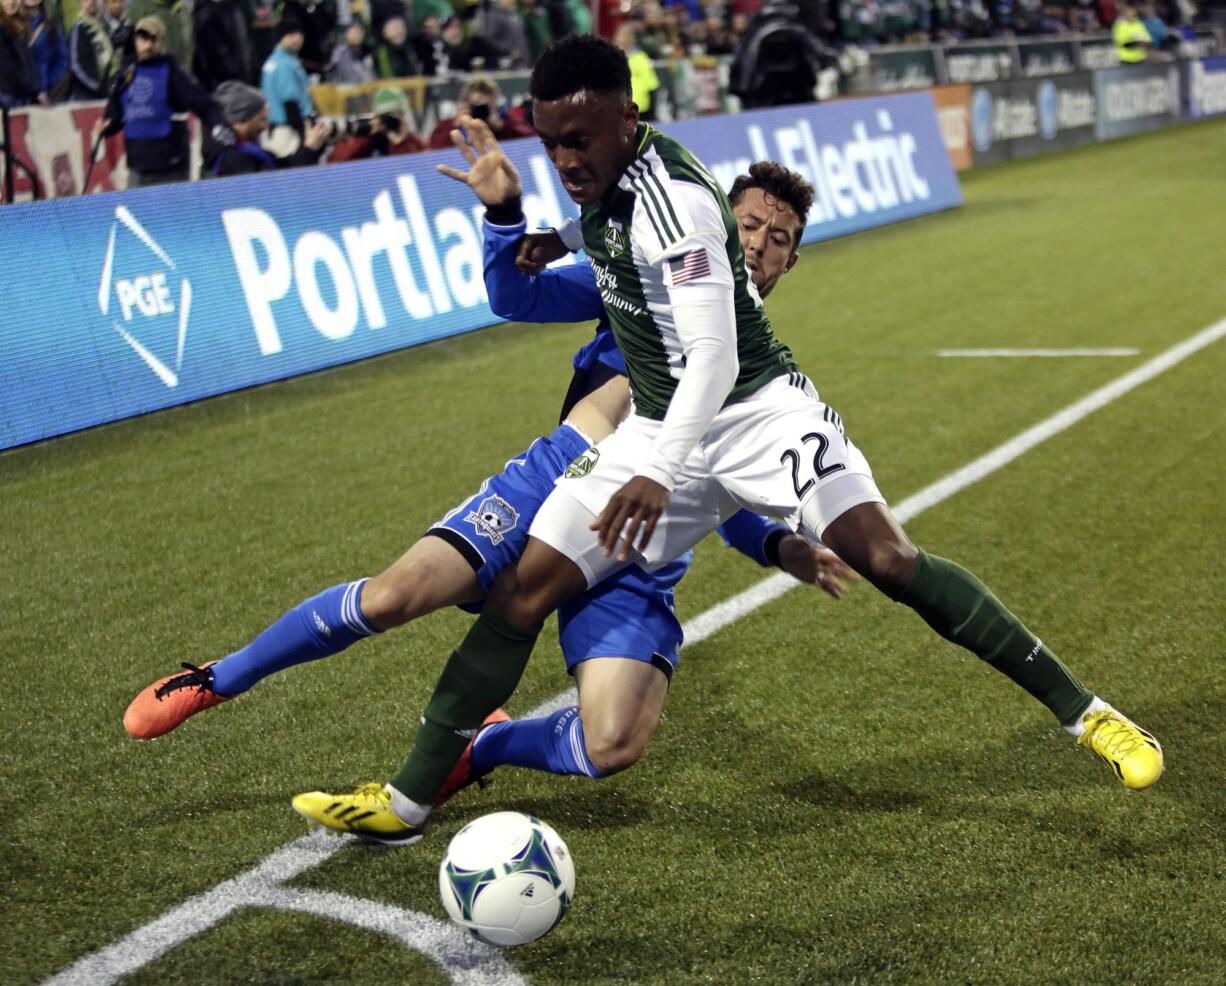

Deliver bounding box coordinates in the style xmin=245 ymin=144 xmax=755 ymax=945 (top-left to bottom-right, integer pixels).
xmin=440 ymin=115 xmax=605 ymax=325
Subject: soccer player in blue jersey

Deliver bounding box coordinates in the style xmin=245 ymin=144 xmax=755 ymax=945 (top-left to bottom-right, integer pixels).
xmin=295 ymin=35 xmax=1163 ymax=846
xmin=123 ymin=137 xmax=855 ymax=813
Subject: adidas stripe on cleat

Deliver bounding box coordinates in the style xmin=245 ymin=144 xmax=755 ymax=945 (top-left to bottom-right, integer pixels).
xmin=292 ymin=783 xmax=424 ymax=846
xmin=124 ymin=662 xmax=232 ymax=739
xmin=1076 ymin=706 xmax=1164 ymax=790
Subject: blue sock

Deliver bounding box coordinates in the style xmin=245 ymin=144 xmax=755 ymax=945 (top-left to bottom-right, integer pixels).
xmin=209 ymin=580 xmax=379 ymax=696
xmin=471 ymin=706 xmax=603 ymax=778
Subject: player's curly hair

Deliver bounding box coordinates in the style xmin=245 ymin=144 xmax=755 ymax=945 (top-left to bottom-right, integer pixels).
xmin=530 ymin=35 xmax=632 ymax=103
xmin=729 ymin=162 xmax=815 ymax=236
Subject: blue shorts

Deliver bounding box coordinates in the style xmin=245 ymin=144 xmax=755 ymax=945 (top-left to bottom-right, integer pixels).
xmin=427 ymin=423 xmax=688 ymax=680
xmin=558 ymin=556 xmax=688 ymax=681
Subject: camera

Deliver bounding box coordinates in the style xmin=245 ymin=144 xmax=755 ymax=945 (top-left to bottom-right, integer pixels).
xmin=311 ymin=113 xmax=404 ymax=141
xmin=308 ymin=114 xmax=369 ymax=141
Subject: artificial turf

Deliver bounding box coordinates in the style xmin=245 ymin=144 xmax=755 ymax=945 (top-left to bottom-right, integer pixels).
xmin=3 ymin=117 xmax=1224 ymax=985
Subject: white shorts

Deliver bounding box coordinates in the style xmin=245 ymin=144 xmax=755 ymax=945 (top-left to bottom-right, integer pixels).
xmin=531 ymin=373 xmax=885 ymax=586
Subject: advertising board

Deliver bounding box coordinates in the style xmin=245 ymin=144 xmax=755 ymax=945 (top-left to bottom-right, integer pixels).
xmin=969 ymin=72 xmax=1098 ymax=164
xmin=1185 ymin=56 xmax=1226 ymax=118
xmin=930 ymin=85 xmax=972 ymax=170
xmin=1094 ymin=63 xmax=1182 ymax=139
xmin=0 ymin=93 xmax=961 ymax=448
xmin=944 ymin=44 xmax=1018 ymax=84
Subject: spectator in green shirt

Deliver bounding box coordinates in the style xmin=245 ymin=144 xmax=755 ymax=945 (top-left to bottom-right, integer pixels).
xmin=376 ymin=14 xmax=420 ymax=76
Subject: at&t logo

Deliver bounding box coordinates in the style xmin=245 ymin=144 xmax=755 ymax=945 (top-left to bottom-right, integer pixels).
xmin=97 ymin=205 xmax=193 ymax=387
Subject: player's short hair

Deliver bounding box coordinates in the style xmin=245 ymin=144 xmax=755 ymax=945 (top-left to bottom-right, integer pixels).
xmin=530 ymin=35 xmax=632 ymax=103
xmin=728 ymin=162 xmax=815 ymax=244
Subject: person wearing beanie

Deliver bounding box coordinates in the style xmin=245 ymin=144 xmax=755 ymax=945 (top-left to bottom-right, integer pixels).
xmin=97 ymin=15 xmax=217 ymax=186
xmin=204 ymin=78 xmax=329 ymax=176
xmin=261 ymin=15 xmax=314 ymax=131
xmin=330 ymin=85 xmax=426 ymax=162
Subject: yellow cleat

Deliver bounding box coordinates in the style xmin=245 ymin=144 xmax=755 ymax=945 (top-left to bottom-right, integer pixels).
xmin=292 ymin=783 xmax=424 ymax=845
xmin=1077 ymin=707 xmax=1164 ymax=790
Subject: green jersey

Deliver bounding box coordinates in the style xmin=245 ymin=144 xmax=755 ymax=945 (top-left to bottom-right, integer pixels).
xmin=578 ymin=124 xmax=796 ymax=420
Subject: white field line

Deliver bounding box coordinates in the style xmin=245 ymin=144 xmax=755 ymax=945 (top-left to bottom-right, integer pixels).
xmin=41 ymin=317 xmax=1226 ymax=986
xmin=937 ymin=348 xmax=1141 ymax=357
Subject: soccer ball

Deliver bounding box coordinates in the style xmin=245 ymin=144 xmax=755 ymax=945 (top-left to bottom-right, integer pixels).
xmin=438 ymin=811 xmax=576 ymax=947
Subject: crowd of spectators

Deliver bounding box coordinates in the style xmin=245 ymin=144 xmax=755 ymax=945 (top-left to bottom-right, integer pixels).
xmin=3 ymin=0 xmax=1211 ymax=109
xmin=0 ymin=0 xmax=1212 ymax=180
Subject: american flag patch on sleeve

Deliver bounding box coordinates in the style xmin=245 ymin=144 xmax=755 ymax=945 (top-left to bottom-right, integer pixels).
xmin=667 ymin=248 xmax=711 ymax=285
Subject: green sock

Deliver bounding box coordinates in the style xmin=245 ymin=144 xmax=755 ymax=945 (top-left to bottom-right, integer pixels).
xmin=391 ymin=609 xmax=540 ymax=806
xmin=898 ymin=551 xmax=1092 ymax=725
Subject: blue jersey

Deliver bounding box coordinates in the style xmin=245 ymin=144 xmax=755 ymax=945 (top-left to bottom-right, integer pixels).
xmin=426 ymin=215 xmax=789 ymax=674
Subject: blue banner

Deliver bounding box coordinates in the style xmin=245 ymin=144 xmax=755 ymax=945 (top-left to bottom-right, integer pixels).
xmin=1185 ymin=56 xmax=1226 ymax=119
xmin=0 ymin=92 xmax=960 ymax=449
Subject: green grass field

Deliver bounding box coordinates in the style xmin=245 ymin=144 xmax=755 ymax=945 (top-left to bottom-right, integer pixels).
xmin=4 ymin=118 xmax=1225 ymax=985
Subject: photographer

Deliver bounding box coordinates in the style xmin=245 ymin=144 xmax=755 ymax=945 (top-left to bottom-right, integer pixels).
xmin=427 ymin=76 xmax=531 ymax=149
xmin=329 ymin=86 xmax=426 ymax=162
xmin=97 ymin=16 xmax=217 ymax=186
xmin=204 ymin=79 xmax=328 ymax=176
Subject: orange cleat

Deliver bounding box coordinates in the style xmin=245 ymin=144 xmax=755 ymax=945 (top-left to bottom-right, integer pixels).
xmin=123 ymin=662 xmax=232 ymax=739
xmin=434 ymin=708 xmax=512 ymax=806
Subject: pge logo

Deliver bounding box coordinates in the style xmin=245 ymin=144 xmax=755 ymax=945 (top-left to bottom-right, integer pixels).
xmin=97 ymin=205 xmax=193 ymax=388
xmin=970 ymin=87 xmax=993 ymax=152
xmin=1037 ymin=81 xmax=1058 ymax=140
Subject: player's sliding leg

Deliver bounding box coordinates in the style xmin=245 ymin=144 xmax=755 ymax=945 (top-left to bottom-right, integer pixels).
xmin=124 ymin=422 xmax=598 ymax=740
xmin=123 ymin=537 xmax=482 ymax=739
xmin=469 ymin=578 xmax=681 ymax=781
xmin=468 ymin=565 xmax=683 ymax=780
xmin=818 ymin=501 xmax=1163 ymax=789
xmin=387 ymin=540 xmax=595 ymax=808
xmin=292 ymin=496 xmax=649 ymax=843
xmin=294 ymin=539 xmax=593 ymax=844
xmin=470 ymin=657 xmax=669 ymax=780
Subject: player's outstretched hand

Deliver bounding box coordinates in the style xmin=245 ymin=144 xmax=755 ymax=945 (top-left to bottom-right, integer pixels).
xmin=593 ymin=476 xmax=671 ymax=561
xmin=436 ymin=114 xmax=522 ymax=207
xmin=516 ymin=232 xmax=568 ymax=274
xmin=778 ymin=536 xmax=860 ymax=600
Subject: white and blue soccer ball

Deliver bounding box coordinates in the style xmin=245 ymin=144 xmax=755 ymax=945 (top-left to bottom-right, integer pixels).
xmin=438 ymin=811 xmax=576 ymax=947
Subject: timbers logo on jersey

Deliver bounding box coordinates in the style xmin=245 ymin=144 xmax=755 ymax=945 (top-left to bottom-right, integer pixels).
xmin=579 ymin=124 xmax=796 ymax=421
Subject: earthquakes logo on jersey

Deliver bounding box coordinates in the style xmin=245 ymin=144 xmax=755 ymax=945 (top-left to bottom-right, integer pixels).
xmin=563 ymin=447 xmax=600 ymax=479
xmin=588 ymin=259 xmax=644 ymax=316
xmin=465 ymin=495 xmax=519 ymax=545
xmin=604 ymin=219 xmax=627 ymax=258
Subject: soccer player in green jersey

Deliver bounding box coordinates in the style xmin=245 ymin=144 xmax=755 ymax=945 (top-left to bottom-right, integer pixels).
xmin=297 ymin=35 xmax=1163 ymax=844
